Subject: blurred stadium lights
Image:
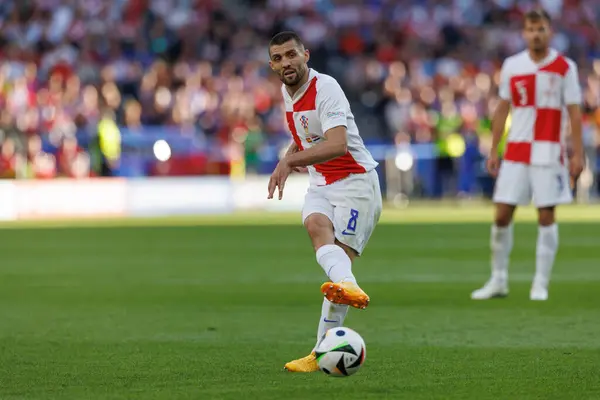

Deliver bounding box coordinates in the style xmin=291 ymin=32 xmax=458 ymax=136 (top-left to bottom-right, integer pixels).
xmin=446 ymin=133 xmax=467 ymax=158
xmin=394 ymin=150 xmax=413 ymax=172
xmin=153 ymin=140 xmax=172 ymax=162
xmin=385 ymin=144 xmax=414 ymax=205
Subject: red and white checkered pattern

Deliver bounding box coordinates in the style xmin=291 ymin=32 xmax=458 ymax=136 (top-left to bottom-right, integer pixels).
xmin=282 ymin=69 xmax=378 ymax=186
xmin=499 ymin=49 xmax=582 ymax=166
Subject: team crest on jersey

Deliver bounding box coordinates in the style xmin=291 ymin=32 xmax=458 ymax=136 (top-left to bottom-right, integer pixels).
xmin=299 ymin=115 xmax=321 ymax=143
xmin=300 ymin=115 xmax=309 ymax=133
xmin=543 ymin=74 xmax=558 ymax=98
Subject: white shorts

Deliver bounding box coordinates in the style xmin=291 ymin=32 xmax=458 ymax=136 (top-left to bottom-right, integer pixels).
xmin=493 ymin=161 xmax=572 ymax=208
xmin=302 ymin=169 xmax=382 ymax=255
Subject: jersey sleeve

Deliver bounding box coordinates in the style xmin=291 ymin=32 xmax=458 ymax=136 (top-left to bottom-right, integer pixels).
xmin=498 ymin=61 xmax=511 ymax=101
xmin=563 ymin=60 xmax=582 ymax=105
xmin=317 ymin=80 xmax=348 ymax=133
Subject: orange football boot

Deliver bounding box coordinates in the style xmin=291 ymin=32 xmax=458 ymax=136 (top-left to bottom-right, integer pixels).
xmin=321 ymin=281 xmax=370 ymax=309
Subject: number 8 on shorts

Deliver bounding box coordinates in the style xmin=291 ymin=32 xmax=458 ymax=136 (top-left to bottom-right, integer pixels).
xmin=344 ymin=209 xmax=359 ymax=234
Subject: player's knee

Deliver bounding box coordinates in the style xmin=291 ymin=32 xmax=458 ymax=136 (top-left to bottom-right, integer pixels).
xmin=494 ymin=212 xmax=513 ymax=227
xmin=304 ymin=213 xmax=334 ymax=250
xmin=494 ymin=204 xmax=515 ymax=227
xmin=538 ymin=207 xmax=555 ymax=226
xmin=305 ymin=213 xmax=330 ymax=233
xmin=494 ymin=216 xmax=511 ymax=227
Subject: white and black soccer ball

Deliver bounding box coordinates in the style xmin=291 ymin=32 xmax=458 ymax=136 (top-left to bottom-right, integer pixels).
xmin=315 ymin=327 xmax=366 ymax=377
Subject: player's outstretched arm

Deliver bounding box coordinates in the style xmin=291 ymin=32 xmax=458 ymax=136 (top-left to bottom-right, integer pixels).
xmin=284 ymin=126 xmax=347 ymax=168
xmin=488 ymin=99 xmax=511 ymax=177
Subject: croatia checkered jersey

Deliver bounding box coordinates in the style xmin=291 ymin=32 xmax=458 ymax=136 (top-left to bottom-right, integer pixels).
xmin=499 ymin=48 xmax=582 ymax=166
xmin=282 ymin=69 xmax=378 ymax=186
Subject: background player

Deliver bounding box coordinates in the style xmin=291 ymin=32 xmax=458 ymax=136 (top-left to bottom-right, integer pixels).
xmin=471 ymin=9 xmax=583 ymax=301
xmin=266 ymin=31 xmax=382 ymax=372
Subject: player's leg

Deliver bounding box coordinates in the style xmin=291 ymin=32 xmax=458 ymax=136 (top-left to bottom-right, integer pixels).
xmin=471 ymin=203 xmax=516 ymax=299
xmin=472 ymin=161 xmax=528 ymax=300
xmin=530 ymin=165 xmax=572 ymax=301
xmin=306 ymin=206 xmax=372 ymax=313
xmin=322 ymin=170 xmax=382 ymax=309
xmin=491 ymin=203 xmax=516 ymax=287
xmin=531 ymin=206 xmax=558 ymax=300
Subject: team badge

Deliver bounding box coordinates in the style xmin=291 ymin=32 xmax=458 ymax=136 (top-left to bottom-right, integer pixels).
xmin=300 ymin=115 xmax=309 ymax=133
xmin=299 ymin=115 xmax=320 ymax=143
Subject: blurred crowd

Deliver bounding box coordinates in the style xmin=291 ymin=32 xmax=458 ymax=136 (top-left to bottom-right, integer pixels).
xmin=0 ymin=0 xmax=598 ymax=190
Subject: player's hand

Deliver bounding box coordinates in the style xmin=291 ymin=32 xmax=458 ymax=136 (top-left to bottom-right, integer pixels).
xmin=268 ymin=158 xmax=293 ymax=200
xmin=486 ymin=153 xmax=500 ymax=178
xmin=293 ymin=166 xmax=308 ymax=173
xmin=569 ymin=154 xmax=584 ymax=181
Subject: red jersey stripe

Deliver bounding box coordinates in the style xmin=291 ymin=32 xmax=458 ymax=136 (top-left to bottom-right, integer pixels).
xmin=285 ymin=112 xmax=304 ymax=150
xmin=293 ymin=77 xmax=318 ymax=112
xmin=315 ymin=152 xmax=367 ymax=185
xmin=539 ymin=56 xmax=569 ymax=76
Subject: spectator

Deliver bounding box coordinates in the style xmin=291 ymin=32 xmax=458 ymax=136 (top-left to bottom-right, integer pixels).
xmin=25 ymin=134 xmax=56 ymax=179
xmin=56 ymin=135 xmax=89 ymax=178
xmin=0 ymin=137 xmax=20 ymax=179
xmin=90 ymin=110 xmax=121 ymax=177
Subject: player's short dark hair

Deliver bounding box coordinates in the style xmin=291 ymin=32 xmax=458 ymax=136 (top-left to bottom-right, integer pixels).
xmin=269 ymin=31 xmax=304 ymax=49
xmin=524 ymin=8 xmax=551 ymax=24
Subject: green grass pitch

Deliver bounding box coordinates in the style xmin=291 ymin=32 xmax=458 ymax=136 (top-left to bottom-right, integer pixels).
xmin=1 ymin=205 xmax=600 ymax=399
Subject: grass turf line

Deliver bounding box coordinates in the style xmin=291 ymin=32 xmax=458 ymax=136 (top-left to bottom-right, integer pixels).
xmin=1 ymin=203 xmax=600 ymax=229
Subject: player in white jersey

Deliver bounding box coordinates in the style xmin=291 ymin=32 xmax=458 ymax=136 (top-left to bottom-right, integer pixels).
xmin=471 ymin=9 xmax=584 ymax=301
xmin=266 ymin=31 xmax=382 ymax=372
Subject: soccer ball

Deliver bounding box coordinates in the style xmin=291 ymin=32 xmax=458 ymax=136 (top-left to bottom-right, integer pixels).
xmin=315 ymin=327 xmax=366 ymax=377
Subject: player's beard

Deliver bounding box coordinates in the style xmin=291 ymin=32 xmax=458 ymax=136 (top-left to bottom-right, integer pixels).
xmin=281 ymin=65 xmax=305 ymax=87
xmin=530 ymin=37 xmax=547 ymax=53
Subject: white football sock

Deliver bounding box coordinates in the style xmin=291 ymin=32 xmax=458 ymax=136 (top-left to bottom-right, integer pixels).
xmin=316 ymin=244 xmax=356 ymax=283
xmin=490 ymin=224 xmax=513 ymax=283
xmin=534 ymin=224 xmax=558 ymax=288
xmin=314 ymin=298 xmax=349 ymax=350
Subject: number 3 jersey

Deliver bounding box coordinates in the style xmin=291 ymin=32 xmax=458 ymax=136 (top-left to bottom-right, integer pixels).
xmin=282 ymin=68 xmax=378 ymax=187
xmin=498 ymin=48 xmax=582 ymax=166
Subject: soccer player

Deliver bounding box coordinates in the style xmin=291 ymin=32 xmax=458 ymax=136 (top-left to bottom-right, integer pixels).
xmin=471 ymin=9 xmax=583 ymax=301
xmin=266 ymin=31 xmax=382 ymax=372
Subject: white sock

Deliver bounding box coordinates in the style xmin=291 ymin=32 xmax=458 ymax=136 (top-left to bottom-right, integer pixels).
xmin=534 ymin=224 xmax=558 ymax=288
xmin=490 ymin=224 xmax=513 ymax=283
xmin=314 ymin=298 xmax=349 ymax=350
xmin=316 ymin=244 xmax=356 ymax=284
